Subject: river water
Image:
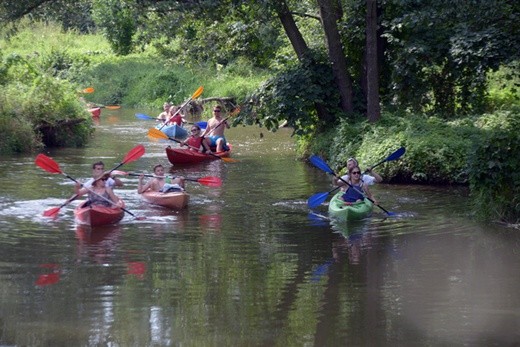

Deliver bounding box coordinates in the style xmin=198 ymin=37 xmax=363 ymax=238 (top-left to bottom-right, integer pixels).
xmin=0 ymin=108 xmax=519 ymax=346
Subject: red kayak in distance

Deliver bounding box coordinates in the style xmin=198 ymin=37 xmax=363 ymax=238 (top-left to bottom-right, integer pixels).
xmin=165 ymin=145 xmax=232 ymax=164
xmin=74 ymin=200 xmax=125 ymax=227
xmin=88 ymin=107 xmax=101 ymax=118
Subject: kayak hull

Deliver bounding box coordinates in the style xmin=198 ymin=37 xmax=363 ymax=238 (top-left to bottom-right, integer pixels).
xmin=156 ymin=124 xmax=188 ymax=140
xmin=166 ymin=146 xmax=231 ymax=164
xmin=328 ymin=192 xmax=373 ymax=222
xmin=74 ymin=201 xmax=125 ymax=226
xmin=141 ymin=190 xmax=189 ymax=209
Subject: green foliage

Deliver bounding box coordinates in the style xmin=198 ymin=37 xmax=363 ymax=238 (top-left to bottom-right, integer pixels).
xmin=381 ymin=0 xmax=520 ymax=117
xmin=240 ymin=53 xmax=341 ymax=136
xmin=306 ymin=112 xmax=477 ymax=184
xmin=0 ymin=53 xmax=93 ymax=154
xmin=91 ymin=0 xmax=137 ymax=55
xmin=467 ymin=110 xmax=520 ymax=223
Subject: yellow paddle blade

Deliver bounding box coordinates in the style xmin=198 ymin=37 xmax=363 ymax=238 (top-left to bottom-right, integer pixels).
xmin=192 ymin=86 xmax=204 ymax=99
xmin=230 ymin=106 xmax=241 ymax=116
xmin=147 ymin=128 xmax=169 ymax=140
xmin=220 ymin=157 xmax=239 ymax=163
xmin=105 ymin=105 xmax=121 ymax=110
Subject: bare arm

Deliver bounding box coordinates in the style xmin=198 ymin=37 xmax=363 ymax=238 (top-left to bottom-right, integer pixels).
xmin=137 ymin=175 xmax=153 ymax=194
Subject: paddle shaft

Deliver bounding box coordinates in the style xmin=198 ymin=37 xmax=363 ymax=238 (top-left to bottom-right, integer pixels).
xmin=158 ymin=86 xmax=203 ymax=130
xmin=128 ymin=173 xmax=201 ymax=182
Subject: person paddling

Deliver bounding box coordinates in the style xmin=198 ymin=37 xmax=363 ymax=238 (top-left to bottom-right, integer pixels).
xmin=201 ymin=105 xmax=230 ymax=153
xmin=341 ymin=166 xmax=377 ymax=205
xmin=83 ymin=161 xmax=124 ymax=189
xmin=157 ymin=102 xmax=171 ymax=122
xmin=181 ymin=124 xmax=211 ymax=153
xmin=138 ymin=164 xmax=185 ymax=193
xmin=75 ymin=174 xmax=123 ymax=207
xmin=335 ymin=157 xmax=382 ymax=189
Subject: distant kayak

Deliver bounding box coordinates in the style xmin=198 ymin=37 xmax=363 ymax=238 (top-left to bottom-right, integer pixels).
xmin=141 ymin=190 xmax=189 ymax=209
xmin=88 ymin=107 xmax=101 ymax=118
xmin=74 ymin=200 xmax=125 ymax=226
xmin=328 ymin=191 xmax=373 ymax=222
xmin=166 ymin=145 xmax=231 ymax=164
xmin=156 ymin=124 xmax=188 ymax=140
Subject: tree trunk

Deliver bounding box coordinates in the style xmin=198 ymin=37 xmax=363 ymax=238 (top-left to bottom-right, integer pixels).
xmin=317 ymin=0 xmax=354 ymax=114
xmin=366 ymin=0 xmax=380 ymax=122
xmin=275 ymin=0 xmax=330 ymax=125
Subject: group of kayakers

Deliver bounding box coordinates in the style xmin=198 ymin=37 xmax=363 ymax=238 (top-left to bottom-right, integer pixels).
xmin=74 ymin=102 xmax=233 ymax=210
xmin=158 ymin=103 xmax=231 ymax=154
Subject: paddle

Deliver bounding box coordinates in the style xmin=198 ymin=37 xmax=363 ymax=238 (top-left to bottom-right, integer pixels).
xmin=119 ymin=171 xmax=222 ymax=188
xmin=309 ymin=155 xmax=396 ymax=216
xmin=37 ymin=145 xmax=145 ymax=218
xmin=101 ymin=105 xmax=121 ymax=110
xmin=307 ymin=147 xmax=405 ymax=209
xmin=157 ymin=86 xmax=204 ymax=130
xmin=136 ymin=113 xmax=208 ymax=128
xmin=82 ymin=87 xmax=94 ymax=93
xmin=36 ymin=154 xmax=145 ymax=220
xmin=147 ymin=128 xmax=238 ymax=163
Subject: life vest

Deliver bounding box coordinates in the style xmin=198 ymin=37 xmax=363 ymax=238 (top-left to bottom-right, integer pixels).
xmin=341 ymin=182 xmax=365 ymax=203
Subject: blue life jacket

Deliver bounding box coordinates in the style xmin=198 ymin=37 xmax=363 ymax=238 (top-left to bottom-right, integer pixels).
xmin=341 ymin=183 xmax=364 ymax=203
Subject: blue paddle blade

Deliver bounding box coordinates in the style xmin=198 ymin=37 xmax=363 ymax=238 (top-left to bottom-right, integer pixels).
xmin=135 ymin=113 xmax=154 ymax=120
xmin=309 ymin=155 xmax=334 ymax=175
xmin=386 ymin=147 xmax=406 ymax=161
xmin=307 ymin=191 xmax=330 ymax=208
xmin=196 ymin=121 xmax=208 ymax=129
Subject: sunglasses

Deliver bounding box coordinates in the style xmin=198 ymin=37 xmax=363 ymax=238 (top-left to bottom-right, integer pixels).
xmin=213 ymin=109 xmax=221 ymax=113
xmin=351 ymin=171 xmax=361 ymax=175
xmin=191 ymin=129 xmax=199 ymax=133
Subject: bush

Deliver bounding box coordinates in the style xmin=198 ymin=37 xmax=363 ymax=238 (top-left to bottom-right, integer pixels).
xmin=467 ymin=110 xmax=520 ymax=223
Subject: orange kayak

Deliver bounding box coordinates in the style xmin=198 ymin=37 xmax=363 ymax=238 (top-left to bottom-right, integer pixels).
xmin=141 ymin=190 xmax=189 ymax=209
xmin=165 ymin=145 xmax=231 ymax=164
xmin=74 ymin=200 xmax=125 ymax=226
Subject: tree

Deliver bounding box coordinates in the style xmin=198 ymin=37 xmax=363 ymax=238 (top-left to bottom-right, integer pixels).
xmin=365 ymin=0 xmax=380 ymax=122
xmin=317 ymin=0 xmax=354 ymax=114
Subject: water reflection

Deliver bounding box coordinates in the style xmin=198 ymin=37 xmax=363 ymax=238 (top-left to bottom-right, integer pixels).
xmin=1 ymin=109 xmax=519 ymax=345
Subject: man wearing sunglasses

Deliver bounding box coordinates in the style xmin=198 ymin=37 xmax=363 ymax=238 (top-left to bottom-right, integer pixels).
xmin=201 ymin=105 xmax=230 ymax=153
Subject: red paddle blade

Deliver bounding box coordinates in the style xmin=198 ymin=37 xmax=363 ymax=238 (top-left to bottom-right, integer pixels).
xmin=35 ymin=154 xmax=62 ymax=174
xmin=198 ymin=176 xmax=222 ymax=187
xmin=43 ymin=207 xmax=61 ymax=218
xmin=122 ymin=144 xmax=145 ymax=164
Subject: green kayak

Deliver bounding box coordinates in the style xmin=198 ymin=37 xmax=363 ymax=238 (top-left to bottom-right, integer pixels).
xmin=328 ymin=191 xmax=373 ymax=221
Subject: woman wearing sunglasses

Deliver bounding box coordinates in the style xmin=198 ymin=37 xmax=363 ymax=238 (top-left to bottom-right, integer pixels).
xmin=341 ymin=166 xmax=377 ymax=205
xmin=181 ymin=124 xmax=211 ymax=153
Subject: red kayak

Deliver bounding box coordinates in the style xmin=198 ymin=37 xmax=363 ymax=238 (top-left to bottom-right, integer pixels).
xmin=141 ymin=190 xmax=189 ymax=209
xmin=74 ymin=200 xmax=125 ymax=226
xmin=88 ymin=107 xmax=101 ymax=118
xmin=166 ymin=145 xmax=231 ymax=164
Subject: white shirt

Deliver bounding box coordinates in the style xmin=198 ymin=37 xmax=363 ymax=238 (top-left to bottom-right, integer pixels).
xmin=83 ymin=177 xmax=116 ymax=188
xmin=340 ymin=174 xmax=376 ymax=185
